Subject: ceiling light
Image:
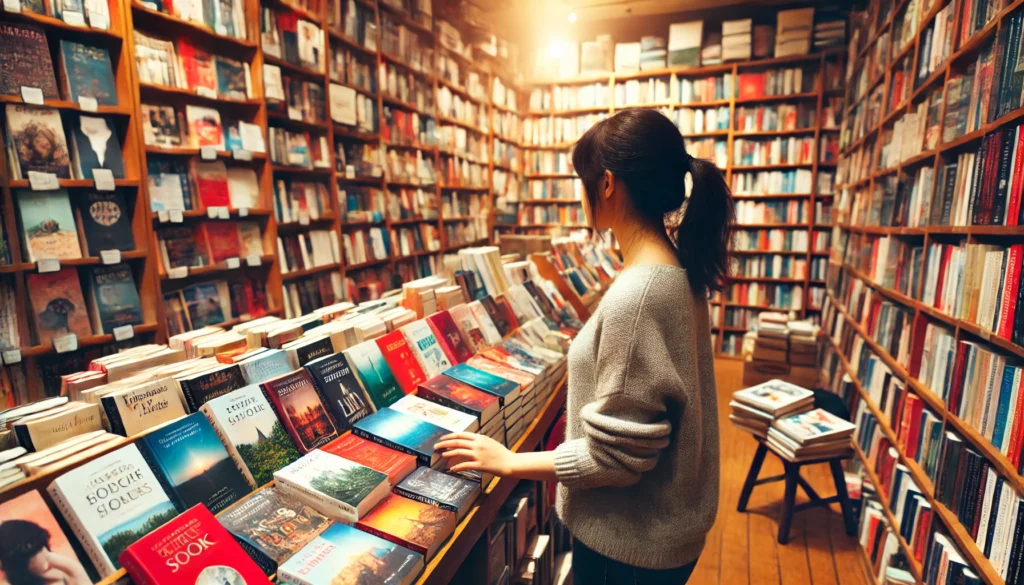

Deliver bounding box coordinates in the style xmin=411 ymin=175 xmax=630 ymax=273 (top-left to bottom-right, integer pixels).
xmin=568 ymin=11 xmax=577 ymax=23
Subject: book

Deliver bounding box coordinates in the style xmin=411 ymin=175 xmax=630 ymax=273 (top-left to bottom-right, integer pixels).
xmin=273 ymin=449 xmax=390 ymax=523
xmin=321 ymin=433 xmax=417 ymax=485
xmin=200 ymin=384 xmax=302 ymax=488
xmin=85 ymin=263 xmax=144 ymax=334
xmin=444 ymin=362 xmax=521 ymax=407
xmin=193 ymin=160 xmax=232 ymax=208
xmin=15 ymin=188 xmax=83 ymax=262
xmin=0 ymin=23 xmax=59 ymax=99
xmin=0 ymin=490 xmax=91 ymax=585
xmin=400 ymin=319 xmax=453 ymax=378
xmin=185 ymin=105 xmax=225 ymax=149
xmin=393 ymin=465 xmax=480 ymax=521
xmin=277 ymin=522 xmax=422 ymax=585
xmin=46 ymin=444 xmax=177 ymax=576
xmin=261 ymin=369 xmax=339 ymax=453
xmin=733 ymin=379 xmax=815 ymax=416
xmin=59 ymin=40 xmax=118 ymax=106
xmin=99 ymin=376 xmax=187 ymax=437
xmin=26 ymin=268 xmax=93 ymax=345
xmin=75 ymin=190 xmax=136 ymax=254
xmin=356 ymin=494 xmax=456 ymax=559
xmin=178 ymin=363 xmax=246 ymax=411
xmin=417 ymin=375 xmax=500 ymax=425
xmin=375 ymin=330 xmax=427 ymax=394
xmin=391 ymin=394 xmax=479 ymax=433
xmin=182 ymin=281 xmax=228 ymax=328
xmin=304 ymin=351 xmax=374 ymax=431
xmin=12 ymin=401 xmax=103 ymax=452
xmin=668 ymin=21 xmax=703 ymax=67
xmin=426 ymin=310 xmax=474 ymax=364
xmin=237 ymin=348 xmax=293 ymax=384
xmin=348 ymin=398 xmax=450 ymax=468
xmin=5 ymin=104 xmax=72 ymax=179
xmin=69 ymin=115 xmax=125 ymax=180
xmin=217 ymin=486 xmax=332 ymax=575
xmin=771 ymin=408 xmax=856 ymax=446
xmin=119 ymin=504 xmax=269 ymax=585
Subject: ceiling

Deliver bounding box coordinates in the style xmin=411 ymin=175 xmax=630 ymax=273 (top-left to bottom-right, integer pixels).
xmin=479 ymin=0 xmax=800 ymax=22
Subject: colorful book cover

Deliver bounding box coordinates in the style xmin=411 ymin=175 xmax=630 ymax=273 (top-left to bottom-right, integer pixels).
xmin=0 ymin=491 xmax=91 ymax=585
xmin=493 ymin=294 xmax=521 ymax=331
xmin=182 ymin=281 xmax=227 ymax=329
xmin=185 ymin=105 xmax=225 ymax=149
xmin=352 ymin=407 xmax=447 ymax=467
xmin=260 ymin=369 xmax=339 ymax=453
xmin=426 ymin=310 xmax=474 ymax=364
xmin=75 ymin=190 xmax=136 ymax=254
xmin=59 ymin=40 xmax=118 ymax=106
xmin=465 ymin=355 xmax=536 ymax=387
xmin=201 ymin=221 xmax=241 ymax=263
xmin=479 ymin=296 xmax=513 ymax=338
xmin=46 ymin=444 xmax=177 ymax=576
xmin=480 ymin=346 xmax=546 ymax=376
xmin=178 ymin=363 xmax=246 ymax=411
xmin=137 ymin=412 xmax=252 ymax=514
xmin=343 ymin=340 xmax=407 ymax=410
xmin=375 ymin=330 xmax=427 ymax=394
xmin=444 ymin=363 xmax=521 ymax=407
xmin=5 ymin=104 xmax=72 ymax=178
xmin=467 ymin=300 xmax=503 ymax=345
xmin=304 ymin=352 xmax=374 ymax=431
xmin=391 ymin=393 xmax=479 ymax=433
xmin=119 ymin=504 xmax=268 ymax=585
xmin=159 ymin=225 xmax=208 ymax=269
xmin=215 ymin=56 xmax=248 ymax=99
xmin=193 ymin=160 xmax=232 ymax=208
xmin=399 ymin=320 xmax=453 ymax=379
xmin=393 ymin=466 xmax=480 ymax=520
xmin=217 ymin=486 xmax=331 ymax=575
xmin=26 ymin=268 xmax=93 ymax=345
xmin=85 ymin=263 xmax=143 ymax=333
xmin=0 ymin=23 xmax=59 ymax=98
xmin=237 ymin=348 xmax=293 ymax=385
xmin=15 ymin=189 xmax=82 ymax=262
xmin=733 ymin=379 xmax=814 ymax=415
xmin=277 ymin=523 xmax=423 ymax=585
xmin=772 ymin=408 xmax=857 ymax=445
xmin=448 ymin=303 xmax=486 ymax=350
xmin=417 ymin=375 xmax=500 ymax=424
xmin=70 ymin=115 xmax=125 ymax=179
xmin=321 ymin=434 xmax=417 ymax=485
xmin=200 ymin=384 xmax=302 ymax=488
xmin=356 ymin=494 xmax=456 ymax=559
xmin=273 ymin=449 xmax=390 ymax=524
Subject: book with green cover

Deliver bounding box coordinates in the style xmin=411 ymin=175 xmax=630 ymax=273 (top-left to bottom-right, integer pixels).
xmin=14 ymin=189 xmax=82 ymax=262
xmin=343 ymin=339 xmax=404 ymax=409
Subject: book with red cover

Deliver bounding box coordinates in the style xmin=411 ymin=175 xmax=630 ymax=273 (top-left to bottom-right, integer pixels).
xmin=997 ymin=244 xmax=1023 ymax=339
xmin=192 ymin=160 xmax=231 ymax=209
xmin=738 ymin=73 xmax=765 ymax=99
xmin=321 ymin=433 xmax=417 ymax=485
xmin=1008 ymin=127 xmax=1024 ymax=226
xmin=1007 ymin=375 xmax=1024 ymax=466
xmin=355 ymin=494 xmax=456 ymax=559
xmin=426 ymin=311 xmax=474 ymax=364
xmin=260 ymin=369 xmax=339 ymax=453
xmin=119 ymin=504 xmax=270 ymax=585
xmin=202 ymin=221 xmax=242 ymax=263
xmin=417 ymin=375 xmax=500 ymax=424
xmin=493 ymin=294 xmax=521 ymax=331
xmin=176 ymin=41 xmax=217 ymax=96
xmin=375 ymin=329 xmax=427 ymax=394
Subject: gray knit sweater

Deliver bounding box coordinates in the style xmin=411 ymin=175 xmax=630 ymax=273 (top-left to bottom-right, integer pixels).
xmin=554 ymin=264 xmax=720 ymax=570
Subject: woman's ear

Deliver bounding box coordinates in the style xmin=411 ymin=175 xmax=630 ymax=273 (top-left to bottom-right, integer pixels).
xmin=602 ymin=170 xmax=615 ymax=201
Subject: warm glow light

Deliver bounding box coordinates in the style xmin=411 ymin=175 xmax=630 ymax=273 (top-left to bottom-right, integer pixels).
xmin=548 ymin=40 xmax=567 ymax=58
xmin=568 ymin=11 xmax=577 ymax=23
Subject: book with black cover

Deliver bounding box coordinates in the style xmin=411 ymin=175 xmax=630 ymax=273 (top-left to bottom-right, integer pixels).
xmin=304 ymin=351 xmax=374 ymax=431
xmin=0 ymin=23 xmax=59 ymax=98
xmin=70 ymin=115 xmax=125 ymax=180
xmin=393 ymin=466 xmax=480 ymax=520
xmin=178 ymin=363 xmax=247 ymax=411
xmin=85 ymin=263 xmax=144 ymax=334
xmin=75 ymin=191 xmax=135 ymax=254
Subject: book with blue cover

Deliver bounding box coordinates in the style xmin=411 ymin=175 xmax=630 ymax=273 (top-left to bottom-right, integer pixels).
xmin=59 ymin=40 xmax=118 ymax=106
xmin=85 ymin=263 xmax=143 ymax=334
xmin=353 ymin=407 xmax=447 ymax=467
xmin=344 ymin=339 xmax=404 ymax=409
xmin=444 ymin=363 xmax=521 ymax=407
xmin=278 ymin=522 xmax=423 ymax=585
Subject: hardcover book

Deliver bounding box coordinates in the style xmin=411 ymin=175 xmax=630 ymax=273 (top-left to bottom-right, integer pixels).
xmin=375 ymin=330 xmax=427 ymax=394
xmin=426 ymin=310 xmax=474 ymax=364
xmin=733 ymin=379 xmax=815 ymax=416
xmin=391 ymin=394 xmax=479 ymax=433
xmin=137 ymin=412 xmax=252 ymax=514
xmin=273 ymin=449 xmax=390 ymax=523
xmin=399 ymin=320 xmax=452 ymax=379
xmin=200 ymin=384 xmax=302 ymax=488
xmin=100 ymin=376 xmax=187 ymax=436
xmin=185 ymin=105 xmax=225 ymax=149
xmin=59 ymin=40 xmax=118 ymax=106
xmin=277 ymin=522 xmax=422 ymax=585
xmin=352 ymin=407 xmax=447 ymax=467
xmin=27 ymin=268 xmax=93 ymax=345
xmin=178 ymin=363 xmax=246 ymax=411
xmin=182 ymin=281 xmax=228 ymax=328
xmin=5 ymin=104 xmax=72 ymax=179
xmin=356 ymin=494 xmax=456 ymax=559
xmin=0 ymin=491 xmax=91 ymax=585
xmin=237 ymin=348 xmax=293 ymax=384
xmin=261 ymin=369 xmax=339 ymax=453
xmin=344 ymin=339 xmax=405 ymax=409
xmin=772 ymin=408 xmax=857 ymax=445
xmin=0 ymin=23 xmax=59 ymax=99
xmin=119 ymin=504 xmax=269 ymax=585
xmin=304 ymin=352 xmax=374 ymax=431
xmin=15 ymin=189 xmax=83 ymax=262
xmin=70 ymin=116 xmax=125 ymax=180
xmin=393 ymin=466 xmax=480 ymax=521
xmin=217 ymin=486 xmax=331 ymax=575
xmin=75 ymin=190 xmax=136 ymax=254
xmin=417 ymin=375 xmax=500 ymax=425
xmin=321 ymin=434 xmax=417 ymax=485
xmin=46 ymin=444 xmax=177 ymax=576
xmin=85 ymin=263 xmax=144 ymax=334
xmin=444 ymin=363 xmax=522 ymax=407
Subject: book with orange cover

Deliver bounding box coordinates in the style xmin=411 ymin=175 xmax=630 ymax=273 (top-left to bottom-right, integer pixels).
xmin=321 ymin=433 xmax=417 ymax=485
xmin=375 ymin=330 xmax=426 ymax=394
xmin=417 ymin=375 xmax=500 ymax=425
xmin=355 ymin=494 xmax=456 ymax=559
xmin=27 ymin=268 xmax=93 ymax=345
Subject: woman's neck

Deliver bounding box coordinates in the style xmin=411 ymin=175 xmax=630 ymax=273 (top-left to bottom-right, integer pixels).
xmin=611 ymin=218 xmax=679 ymax=269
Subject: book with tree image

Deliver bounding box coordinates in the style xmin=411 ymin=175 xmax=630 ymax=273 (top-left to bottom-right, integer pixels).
xmin=46 ymin=443 xmax=177 ymax=577
xmin=356 ymin=494 xmax=456 ymax=559
xmin=278 ymin=522 xmax=423 ymax=585
xmin=343 ymin=339 xmax=405 ymax=409
xmin=352 ymin=407 xmax=447 ymax=467
xmin=321 ymin=434 xmax=417 ymax=485
xmin=200 ymin=384 xmax=302 ymax=488
xmin=0 ymin=490 xmax=91 ymax=585
xmin=273 ymin=449 xmax=390 ymax=524
xmin=393 ymin=466 xmax=480 ymax=521
xmin=15 ymin=189 xmax=82 ymax=263
xmin=261 ymin=369 xmax=339 ymax=453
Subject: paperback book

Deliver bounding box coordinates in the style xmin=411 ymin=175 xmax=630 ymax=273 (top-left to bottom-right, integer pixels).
xmin=732 ymin=379 xmax=815 ymax=416
xmin=393 ymin=465 xmax=480 ymax=521
xmin=321 ymin=433 xmax=417 ymax=485
xmin=391 ymin=393 xmax=479 ymax=433
xmin=277 ymin=522 xmax=423 ymax=585
xmin=75 ymin=191 xmax=136 ymax=254
xmin=15 ymin=189 xmax=82 ymax=262
xmin=273 ymin=448 xmax=390 ymax=524
xmin=261 ymin=369 xmax=339 ymax=453
xmin=5 ymin=104 xmax=72 ymax=179
xmin=417 ymin=375 xmax=500 ymax=424
xmin=59 ymin=40 xmax=118 ymax=106
xmin=399 ymin=320 xmax=453 ymax=379
xmin=85 ymin=263 xmax=144 ymax=334
xmin=356 ymin=494 xmax=456 ymax=559
xmin=444 ymin=362 xmax=521 ymax=407
xmin=27 ymin=268 xmax=93 ymax=345
xmin=352 ymin=407 xmax=447 ymax=467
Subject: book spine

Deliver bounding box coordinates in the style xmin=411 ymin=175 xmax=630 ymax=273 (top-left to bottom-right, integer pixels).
xmin=45 ymin=482 xmax=118 ymax=578
xmin=179 ymin=379 xmax=200 ymax=412
xmin=351 ymin=427 xmax=429 ymax=466
xmin=994 ymin=130 xmax=1016 ymax=225
xmin=355 ymin=521 xmax=428 ymax=556
xmin=227 ymin=533 xmax=278 ymax=576
xmin=100 ymin=395 xmax=126 ymax=437
xmin=392 ymin=485 xmax=459 ymax=513
xmin=274 ymin=474 xmax=358 ymax=524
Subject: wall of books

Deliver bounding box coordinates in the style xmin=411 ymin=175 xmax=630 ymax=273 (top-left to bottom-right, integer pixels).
xmin=502 ymin=6 xmax=847 ymax=359
xmin=828 ymin=0 xmax=1024 ymax=584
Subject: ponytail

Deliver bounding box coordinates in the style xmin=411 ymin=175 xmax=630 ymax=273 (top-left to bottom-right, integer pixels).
xmin=671 ymin=156 xmax=734 ymax=295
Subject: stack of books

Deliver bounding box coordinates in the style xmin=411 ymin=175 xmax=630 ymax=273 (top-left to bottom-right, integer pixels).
xmin=774 ymin=7 xmax=814 ymax=57
xmin=788 ymin=320 xmax=820 ymax=367
xmin=639 ymin=36 xmax=667 ymax=70
xmin=722 ymin=19 xmax=752 ymax=62
xmin=753 ymin=311 xmax=790 ymax=363
xmin=813 ymin=19 xmax=846 ymax=49
xmin=729 ymin=379 xmax=815 ymax=438
xmin=767 ymin=408 xmax=856 ymax=461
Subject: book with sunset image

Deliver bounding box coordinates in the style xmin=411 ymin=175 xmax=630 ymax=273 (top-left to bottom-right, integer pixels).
xmin=352 ymin=408 xmax=448 ymax=467
xmin=356 ymin=494 xmax=456 ymax=559
xmin=137 ymin=412 xmax=252 ymax=514
xmin=278 ymin=522 xmax=423 ymax=585
xmin=417 ymin=375 xmax=500 ymax=426
xmin=261 ymin=369 xmax=339 ymax=453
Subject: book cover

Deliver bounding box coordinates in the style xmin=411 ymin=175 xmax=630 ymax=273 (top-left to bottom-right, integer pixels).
xmin=26 ymin=268 xmax=93 ymax=345
xmin=100 ymin=376 xmax=187 ymax=437
xmin=391 ymin=394 xmax=479 ymax=433
xmin=5 ymin=104 xmax=72 ymax=178
xmin=321 ymin=434 xmax=417 ymax=485
xmin=448 ymin=303 xmax=486 ymax=350
xmin=0 ymin=23 xmax=59 ymax=99
xmin=376 ymin=330 xmax=427 ymax=394
xmin=12 ymin=401 xmax=103 ymax=452
xmin=668 ymin=21 xmax=703 ymax=67
xmin=217 ymin=486 xmax=331 ymax=575
xmin=59 ymin=40 xmax=117 ymax=106
xmin=417 ymin=375 xmax=500 ymax=424
xmin=273 ymin=449 xmax=389 ymax=523
xmin=182 ymin=281 xmax=228 ymax=329
xmin=178 ymin=363 xmax=246 ymax=411
xmin=138 ymin=412 xmax=252 ymax=514
xmin=238 ymin=348 xmax=293 ymax=385
xmin=215 ymin=56 xmax=249 ymax=100
xmin=304 ymin=352 xmax=374 ymax=431
xmin=355 ymin=494 xmax=456 ymax=559
xmin=277 ymin=522 xmax=422 ymax=585
xmin=185 ymin=105 xmax=225 ymax=149
xmin=465 ymin=356 xmax=537 ymax=388
xmin=285 ymin=336 xmax=333 ymax=369
xmin=261 ymin=369 xmax=339 ymax=453
xmin=70 ymin=116 xmax=125 ymax=180
xmin=85 ymin=263 xmax=143 ymax=334
xmin=444 ymin=363 xmax=521 ymax=407
xmin=352 ymin=407 xmax=447 ymax=467
xmin=193 ymin=160 xmax=232 ymax=209
xmin=200 ymin=384 xmax=302 ymax=488
xmin=733 ymin=379 xmax=815 ymax=416
xmin=467 ymin=301 xmax=503 ymax=345
xmin=119 ymin=504 xmax=269 ymax=585
xmin=46 ymin=444 xmax=177 ymax=576
xmin=479 ymin=296 xmax=513 ymax=338
xmin=15 ymin=189 xmax=82 ymax=262
xmin=201 ymin=221 xmax=241 ymax=263
xmin=0 ymin=490 xmax=91 ymax=585
xmin=426 ymin=310 xmax=474 ymax=364
xmin=75 ymin=190 xmax=136 ymax=254
xmin=393 ymin=466 xmax=480 ymax=520
xmin=400 ymin=320 xmax=452 ymax=379
xmin=772 ymin=408 xmax=857 ymax=445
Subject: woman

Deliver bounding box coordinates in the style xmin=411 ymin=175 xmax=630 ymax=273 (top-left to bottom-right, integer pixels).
xmin=0 ymin=519 xmax=91 ymax=585
xmin=435 ymin=107 xmax=732 ymax=584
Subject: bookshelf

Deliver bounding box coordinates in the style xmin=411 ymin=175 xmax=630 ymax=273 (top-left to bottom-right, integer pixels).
xmin=831 ymin=0 xmax=1024 ymax=583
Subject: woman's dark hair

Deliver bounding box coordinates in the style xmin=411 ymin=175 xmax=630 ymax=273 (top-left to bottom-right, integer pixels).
xmin=0 ymin=519 xmax=50 ymax=585
xmin=571 ymin=107 xmax=734 ymax=295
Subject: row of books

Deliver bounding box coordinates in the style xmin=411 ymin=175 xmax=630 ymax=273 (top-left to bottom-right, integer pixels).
xmin=726 ymin=282 xmax=806 ymax=310
xmin=517 ymin=205 xmax=586 ymax=226
xmin=329 ymin=46 xmax=377 ymax=93
xmin=529 ymin=83 xmax=609 ymax=112
xmin=4 ymin=106 xmax=125 ymax=181
xmin=261 ymin=7 xmax=325 ymax=73
xmin=733 ymin=228 xmax=813 ymax=252
xmin=493 ymin=138 xmax=522 ymax=171
xmin=439 ymin=156 xmax=487 ymax=188
xmin=672 ymin=106 xmax=730 ymax=134
xmin=735 ymin=199 xmax=808 ymax=224
xmin=268 ymin=126 xmax=331 ymax=169
xmin=494 ymin=112 xmax=523 ymax=143
xmin=437 ymin=125 xmax=488 ymax=162
xmin=380 ymin=14 xmax=434 ymax=76
xmin=141 ymin=102 xmax=263 ymax=154
xmin=521 ymin=113 xmax=607 ymax=147
xmin=150 ymin=159 xmax=260 ymax=214
xmin=737 ymin=66 xmax=816 ymax=99
xmin=273 ymin=179 xmax=334 ymax=224
xmin=165 ymin=276 xmax=270 ymax=334
xmin=731 ymin=169 xmax=814 ymax=195
xmin=336 ymin=140 xmax=384 ymax=178
xmin=932 ymin=124 xmax=1024 ymax=227
xmin=285 ymin=271 xmax=344 ymax=319
xmin=343 ymin=227 xmax=391 ymax=265
xmin=437 ymin=88 xmax=488 ymax=130
xmin=736 ymin=103 xmax=816 ymax=132
xmin=157 ymin=220 xmax=264 ymax=271
xmin=393 ymin=224 xmax=440 ymax=257
xmin=437 ymin=55 xmax=487 ymax=104
xmin=733 ymin=255 xmax=825 ymax=280
xmin=135 ymin=33 xmax=253 ymax=98
xmin=733 ymin=136 xmax=816 ymax=166
xmin=268 ymin=74 xmax=326 ymax=125
xmin=389 ymin=186 xmax=437 ymax=221
xmin=341 ymin=186 xmax=387 ymax=223
xmin=914 ymin=2 xmax=954 ymax=89
xmin=279 ymin=230 xmax=341 ymax=274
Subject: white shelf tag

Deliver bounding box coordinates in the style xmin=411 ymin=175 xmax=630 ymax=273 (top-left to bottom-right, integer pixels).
xmin=54 ymin=334 xmax=78 ymax=354
xmin=1 ymin=349 xmax=22 ymax=365
xmin=37 ymin=258 xmax=60 ymax=273
xmin=167 ymin=267 xmax=188 ymax=279
xmin=100 ymin=250 xmax=121 ymax=265
xmin=28 ymin=171 xmax=59 ymax=191
xmin=78 ymin=96 xmax=98 ymax=112
xmin=217 ymin=207 xmax=230 ymax=220
xmin=246 ymin=254 xmax=262 ymax=267
xmin=200 ymin=146 xmax=218 ymax=161
xmin=225 ymin=257 xmax=241 ymax=269
xmin=345 ymin=165 xmax=355 ymax=179
xmin=20 ymin=86 xmax=43 ymax=105
xmin=93 ymin=168 xmax=115 ymax=191
xmin=233 ymin=149 xmax=252 ymax=161
xmin=169 ymin=209 xmax=184 ymax=223
xmin=157 ymin=210 xmax=170 ymax=223
xmin=299 ymin=212 xmax=310 ymax=226
xmin=89 ymin=11 xmax=109 ymax=29
xmin=237 ymin=207 xmax=249 ymax=217
xmin=207 ymin=207 xmax=221 ymax=219
xmin=3 ymin=0 xmax=21 ymax=12
xmin=63 ymin=11 xmax=85 ymax=26
xmin=288 ymin=107 xmax=302 ymax=121
xmin=112 ymin=325 xmax=134 ymax=341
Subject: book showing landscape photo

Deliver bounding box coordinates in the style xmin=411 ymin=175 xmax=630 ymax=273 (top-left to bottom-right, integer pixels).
xmin=343 ymin=339 xmax=405 ymax=409
xmin=273 ymin=449 xmax=390 ymax=524
xmin=261 ymin=369 xmax=339 ymax=453
xmin=356 ymin=494 xmax=456 ymax=559
xmin=393 ymin=466 xmax=480 ymax=521
xmin=352 ymin=407 xmax=447 ymax=467
xmin=278 ymin=523 xmax=423 ymax=585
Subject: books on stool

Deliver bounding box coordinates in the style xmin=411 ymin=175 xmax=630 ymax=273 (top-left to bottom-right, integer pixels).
xmin=767 ymin=409 xmax=856 ymax=462
xmin=729 ymin=378 xmax=814 ymax=438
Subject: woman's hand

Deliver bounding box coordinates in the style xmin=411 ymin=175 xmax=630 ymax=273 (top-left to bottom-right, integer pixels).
xmin=435 ymin=432 xmax=515 ymax=476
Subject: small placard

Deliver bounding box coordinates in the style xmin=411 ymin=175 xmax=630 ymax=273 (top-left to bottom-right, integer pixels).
xmin=288 ymin=107 xmax=302 ymax=121
xmin=28 ymin=171 xmax=59 ymax=191
xmin=53 ymin=334 xmax=78 ymax=354
xmin=78 ymin=96 xmax=98 ymax=112
xmin=246 ymin=253 xmax=262 ymax=267
xmin=197 ymin=87 xmax=217 ymax=99
xmin=225 ymin=257 xmax=241 ymax=269
xmin=200 ymin=146 xmax=218 ymax=161
xmin=167 ymin=267 xmax=188 ymax=279
xmin=157 ymin=210 xmax=170 ymax=223
xmin=89 ymin=11 xmax=109 ymax=30
xmin=100 ymin=249 xmax=121 ymax=265
xmin=207 ymin=207 xmax=221 ymax=219
xmin=93 ymin=168 xmax=115 ymax=191
xmin=2 ymin=0 xmax=21 ymax=12
xmin=20 ymin=86 xmax=44 ymax=105
xmin=298 ymin=212 xmax=310 ymax=226
xmin=1 ymin=349 xmax=22 ymax=365
xmin=217 ymin=207 xmax=230 ymax=220
xmin=112 ymin=325 xmax=134 ymax=341
xmin=37 ymin=258 xmax=60 ymax=273
xmin=169 ymin=209 xmax=184 ymax=223
xmin=233 ymin=149 xmax=252 ymax=161
xmin=62 ymin=11 xmax=85 ymax=26
xmin=345 ymin=165 xmax=355 ymax=179
xmin=237 ymin=207 xmax=249 ymax=217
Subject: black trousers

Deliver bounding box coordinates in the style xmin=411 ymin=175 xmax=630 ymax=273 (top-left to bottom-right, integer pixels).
xmin=571 ymin=539 xmax=699 ymax=585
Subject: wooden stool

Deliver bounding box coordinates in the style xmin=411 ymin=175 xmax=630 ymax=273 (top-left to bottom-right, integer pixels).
xmin=736 ymin=438 xmax=857 ymax=544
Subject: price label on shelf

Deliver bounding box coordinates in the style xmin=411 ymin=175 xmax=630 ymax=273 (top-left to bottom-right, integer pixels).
xmin=53 ymin=334 xmax=78 ymax=354
xmin=233 ymin=149 xmax=252 ymax=161
xmin=299 ymin=213 xmax=310 ymax=226
xmin=167 ymin=267 xmax=188 ymax=279
xmin=37 ymin=258 xmax=60 ymax=273
xmin=28 ymin=171 xmax=59 ymax=191
xmin=100 ymin=250 xmax=121 ymax=265
xmin=197 ymin=87 xmax=217 ymax=99
xmin=78 ymin=96 xmax=98 ymax=112
xmin=3 ymin=0 xmax=22 ymax=13
xmin=169 ymin=209 xmax=184 ymax=223
xmin=1 ymin=349 xmax=22 ymax=365
xmin=89 ymin=12 xmax=109 ymax=30
xmin=20 ymin=86 xmax=43 ymax=105
xmin=207 ymin=206 xmax=225 ymax=219
xmin=345 ymin=165 xmax=355 ymax=179
xmin=225 ymin=257 xmax=240 ymax=269
xmin=200 ymin=147 xmax=218 ymax=161
xmin=63 ymin=10 xmax=85 ymax=26
xmin=288 ymin=108 xmax=302 ymax=121
xmin=246 ymin=254 xmax=262 ymax=267
xmin=113 ymin=325 xmax=134 ymax=341
xmin=237 ymin=207 xmax=249 ymax=217
xmin=217 ymin=207 xmax=230 ymax=219
xmin=93 ymin=168 xmax=115 ymax=191
xmin=157 ymin=210 xmax=170 ymax=223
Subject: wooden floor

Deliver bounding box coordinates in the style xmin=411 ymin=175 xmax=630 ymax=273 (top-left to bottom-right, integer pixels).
xmin=689 ymin=359 xmax=871 ymax=585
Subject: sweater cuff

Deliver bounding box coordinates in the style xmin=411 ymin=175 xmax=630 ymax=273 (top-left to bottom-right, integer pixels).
xmin=554 ymin=438 xmax=601 ymax=488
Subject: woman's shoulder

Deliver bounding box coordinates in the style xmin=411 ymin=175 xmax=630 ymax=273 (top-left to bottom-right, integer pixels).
xmin=603 ymin=263 xmax=696 ymax=314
